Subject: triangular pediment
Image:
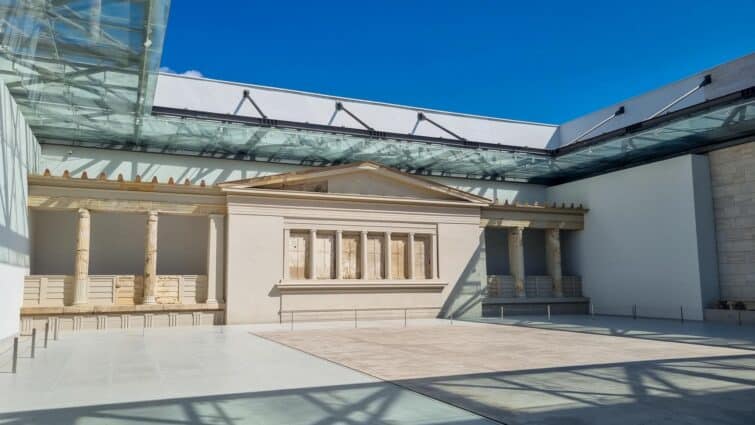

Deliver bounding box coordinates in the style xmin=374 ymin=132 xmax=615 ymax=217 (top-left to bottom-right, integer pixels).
xmin=219 ymin=161 xmax=490 ymax=204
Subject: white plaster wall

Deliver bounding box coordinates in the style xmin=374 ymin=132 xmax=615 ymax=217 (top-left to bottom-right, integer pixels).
xmin=40 ymin=144 xmax=548 ymax=203
xmin=225 ymin=214 xmax=284 ymax=324
xmin=31 ymin=210 xmax=76 ymax=274
xmin=438 ymin=222 xmax=487 ymax=319
xmin=0 ymin=82 xmax=40 ymax=339
xmin=546 ymin=155 xmax=719 ymax=320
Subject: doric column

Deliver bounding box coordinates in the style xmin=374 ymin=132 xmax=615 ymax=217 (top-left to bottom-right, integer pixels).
xmin=383 ymin=232 xmax=392 ymax=279
xmin=545 ymin=228 xmax=563 ymax=297
xmin=283 ymin=228 xmax=290 ymax=280
xmin=360 ymin=231 xmax=368 ymax=280
xmin=142 ymin=211 xmax=159 ymax=304
xmin=508 ymin=227 xmax=526 ymax=297
xmin=206 ymin=214 xmax=224 ymax=304
xmin=430 ymin=233 xmax=438 ymax=280
xmin=72 ymin=208 xmax=91 ymax=305
xmin=407 ymin=232 xmax=415 ymax=280
xmin=335 ymin=230 xmax=343 ymax=280
xmin=308 ymin=229 xmax=316 ymax=279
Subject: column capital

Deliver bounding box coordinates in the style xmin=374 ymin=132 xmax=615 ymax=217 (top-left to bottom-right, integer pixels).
xmin=77 ymin=208 xmax=90 ymax=217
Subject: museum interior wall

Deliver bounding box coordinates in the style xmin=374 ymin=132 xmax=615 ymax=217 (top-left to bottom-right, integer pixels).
xmin=708 ymin=140 xmax=755 ymax=302
xmin=546 ymin=154 xmax=719 ymax=320
xmin=39 ymin=144 xmax=548 ymax=204
xmin=0 ymin=82 xmax=40 ymax=340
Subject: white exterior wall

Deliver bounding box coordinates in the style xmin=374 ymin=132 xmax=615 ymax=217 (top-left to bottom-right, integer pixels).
xmin=546 ymin=155 xmax=719 ymax=320
xmin=0 ymin=82 xmax=40 ymax=339
xmin=39 ymin=145 xmax=548 ymax=203
xmin=155 ymin=73 xmax=558 ymax=148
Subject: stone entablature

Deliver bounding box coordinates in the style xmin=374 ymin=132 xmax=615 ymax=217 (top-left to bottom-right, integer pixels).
xmin=480 ymin=202 xmax=586 ymax=230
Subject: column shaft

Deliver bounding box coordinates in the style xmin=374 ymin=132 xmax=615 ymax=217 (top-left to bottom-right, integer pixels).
xmin=283 ymin=228 xmax=290 ymax=280
xmin=308 ymin=229 xmax=316 ymax=279
xmin=546 ymin=228 xmax=563 ymax=297
xmin=335 ymin=230 xmax=343 ymax=279
xmin=508 ymin=227 xmax=526 ymax=297
xmin=430 ymin=233 xmax=438 ymax=280
xmin=407 ymin=232 xmax=415 ymax=280
xmin=206 ymin=214 xmax=224 ymax=304
xmin=383 ymin=232 xmax=392 ymax=279
xmin=142 ymin=211 xmax=159 ymax=304
xmin=360 ymin=231 xmax=368 ymax=280
xmin=73 ymin=208 xmax=91 ymax=305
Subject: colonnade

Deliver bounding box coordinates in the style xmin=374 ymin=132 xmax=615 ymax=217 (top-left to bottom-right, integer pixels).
xmin=506 ymin=226 xmax=563 ymax=297
xmin=71 ymin=209 xmax=224 ymax=306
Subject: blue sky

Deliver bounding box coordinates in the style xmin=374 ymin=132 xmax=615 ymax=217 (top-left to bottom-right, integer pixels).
xmin=160 ymin=1 xmax=754 ymax=124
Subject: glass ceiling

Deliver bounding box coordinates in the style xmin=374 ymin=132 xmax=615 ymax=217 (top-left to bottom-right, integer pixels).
xmin=0 ymin=0 xmax=170 ymax=142
xmin=1 ymin=0 xmax=753 ymax=185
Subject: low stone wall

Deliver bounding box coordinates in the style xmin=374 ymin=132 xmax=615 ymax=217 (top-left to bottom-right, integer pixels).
xmin=21 ymin=274 xmax=219 ymax=333
xmin=20 ymin=305 xmax=224 ymax=333
xmin=704 ymin=308 xmax=755 ymax=325
xmin=487 ymin=275 xmax=582 ymax=298
xmin=23 ymin=275 xmax=208 ymax=306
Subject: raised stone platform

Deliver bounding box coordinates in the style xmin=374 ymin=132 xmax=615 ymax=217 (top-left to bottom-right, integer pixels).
xmin=19 ymin=303 xmax=225 ymax=333
xmin=482 ymin=297 xmax=590 ymax=317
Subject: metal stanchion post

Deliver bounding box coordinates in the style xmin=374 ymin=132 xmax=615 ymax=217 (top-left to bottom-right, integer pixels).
xmin=404 ymin=309 xmax=407 ymax=328
xmin=53 ymin=318 xmax=59 ymax=341
xmin=633 ymin=305 xmax=637 ymax=320
xmin=590 ymin=302 xmax=595 ymax=319
xmin=11 ymin=337 xmax=18 ymax=374
xmin=44 ymin=322 xmax=49 ymax=348
xmin=680 ymin=306 xmax=684 ymax=324
xmin=30 ymin=328 xmax=36 ymax=359
xmin=547 ymin=304 xmax=551 ymax=321
xmin=500 ymin=305 xmax=504 ymax=320
xmin=290 ymin=311 xmax=294 ymax=331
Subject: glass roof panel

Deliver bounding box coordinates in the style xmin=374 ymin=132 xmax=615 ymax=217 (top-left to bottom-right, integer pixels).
xmin=0 ymin=0 xmax=170 ymax=141
xmin=1 ymin=1 xmax=753 ymax=185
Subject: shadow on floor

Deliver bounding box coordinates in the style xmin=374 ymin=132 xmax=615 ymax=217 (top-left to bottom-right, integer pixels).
xmin=0 ymin=380 xmax=493 ymax=425
xmin=396 ymin=353 xmax=755 ymax=425
xmin=3 ymin=353 xmax=754 ymax=424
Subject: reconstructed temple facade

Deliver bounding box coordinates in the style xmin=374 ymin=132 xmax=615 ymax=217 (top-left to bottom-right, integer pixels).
xmin=20 ymin=162 xmax=587 ymax=331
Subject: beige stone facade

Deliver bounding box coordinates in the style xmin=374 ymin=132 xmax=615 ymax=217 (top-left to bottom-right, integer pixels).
xmin=709 ymin=140 xmax=755 ymax=301
xmin=22 ymin=161 xmax=587 ymax=329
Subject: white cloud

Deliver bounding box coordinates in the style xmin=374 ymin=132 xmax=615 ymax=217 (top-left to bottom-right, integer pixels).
xmin=181 ymin=69 xmax=203 ymax=78
xmin=158 ymin=67 xmax=203 ymax=78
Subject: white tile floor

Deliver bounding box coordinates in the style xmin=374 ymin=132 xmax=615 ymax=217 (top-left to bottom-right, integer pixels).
xmin=0 ymin=324 xmax=493 ymax=424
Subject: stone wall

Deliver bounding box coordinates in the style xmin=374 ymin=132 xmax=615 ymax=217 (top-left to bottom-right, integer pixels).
xmin=709 ymin=141 xmax=755 ymax=301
